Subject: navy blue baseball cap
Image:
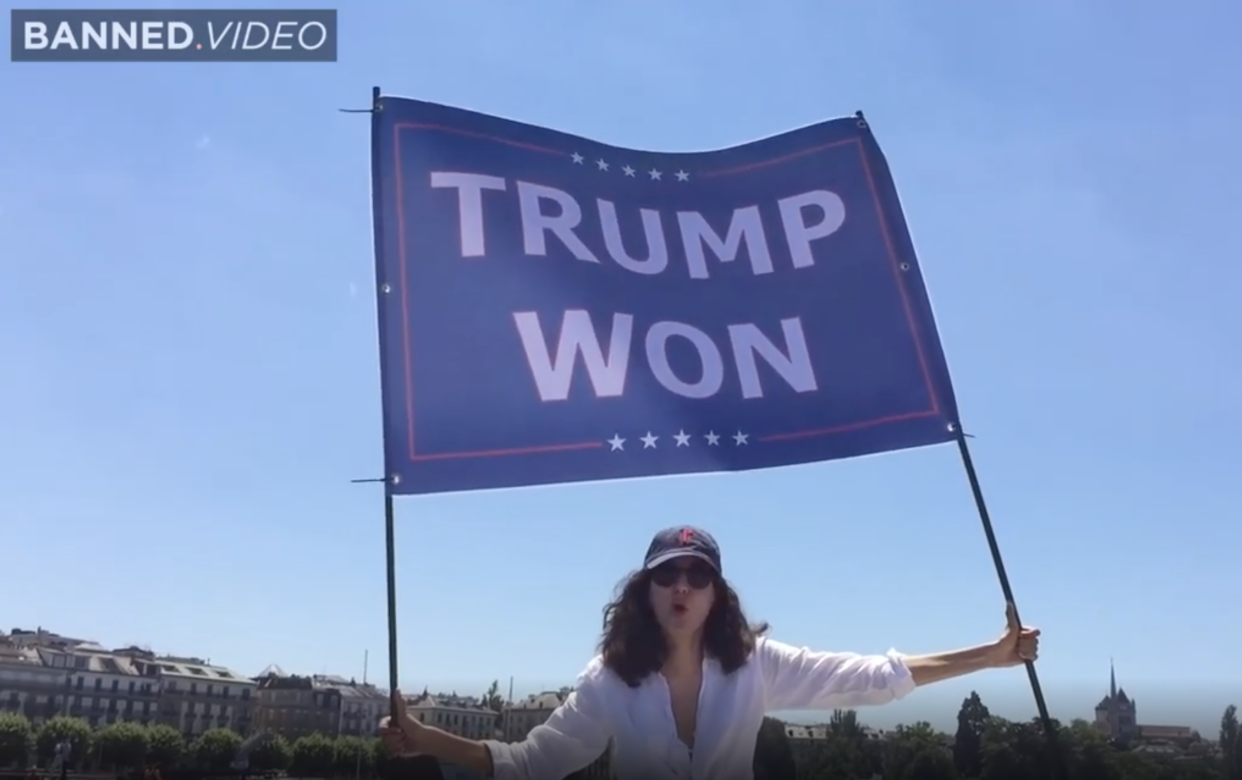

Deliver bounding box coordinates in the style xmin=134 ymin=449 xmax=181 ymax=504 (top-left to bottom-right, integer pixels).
xmin=644 ymin=526 xmax=722 ymax=573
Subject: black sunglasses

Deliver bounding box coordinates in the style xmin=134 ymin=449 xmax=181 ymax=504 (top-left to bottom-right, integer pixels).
xmin=650 ymin=560 xmax=715 ymax=590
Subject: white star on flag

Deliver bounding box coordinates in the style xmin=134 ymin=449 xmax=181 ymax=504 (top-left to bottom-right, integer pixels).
xmin=607 ymin=435 xmax=625 ymax=451
xmin=641 ymin=432 xmax=659 ymax=448
xmin=648 ymin=168 xmax=662 ymax=180
xmin=704 ymin=431 xmax=720 ymax=446
xmin=675 ymin=170 xmax=690 ymax=182
xmin=571 ymin=152 xmax=584 ymax=164
xmin=622 ymin=165 xmax=636 ymax=177
xmin=733 ymin=431 xmax=749 ymax=446
xmin=673 ymin=430 xmax=691 ymax=447
xmin=596 ymin=159 xmax=609 ymax=171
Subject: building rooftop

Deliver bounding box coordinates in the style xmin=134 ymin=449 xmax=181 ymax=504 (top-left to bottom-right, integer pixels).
xmin=150 ymin=656 xmax=250 ymax=683
xmin=785 ymin=725 xmax=828 ymax=741
xmin=407 ymin=692 xmax=494 ymax=714
xmin=506 ymin=691 xmax=568 ymax=711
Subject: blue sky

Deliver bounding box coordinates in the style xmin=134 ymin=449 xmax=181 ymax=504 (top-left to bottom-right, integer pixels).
xmin=3 ymin=0 xmax=1240 ymax=735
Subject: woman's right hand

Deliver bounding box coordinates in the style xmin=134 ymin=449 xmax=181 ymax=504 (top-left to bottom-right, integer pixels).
xmin=379 ymin=690 xmax=425 ymax=756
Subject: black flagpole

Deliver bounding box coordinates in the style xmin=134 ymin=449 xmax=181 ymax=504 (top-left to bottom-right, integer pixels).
xmin=955 ymin=427 xmax=1067 ymax=780
xmin=351 ymin=85 xmax=445 ymax=780
xmin=367 ymin=84 xmax=403 ymax=722
xmin=854 ymin=105 xmax=1067 ymax=779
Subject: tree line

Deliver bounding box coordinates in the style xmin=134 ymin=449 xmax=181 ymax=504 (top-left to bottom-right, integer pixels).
xmin=0 ymin=713 xmax=387 ymax=778
xmin=4 ymin=695 xmax=1240 ymax=780
xmin=753 ymin=697 xmax=1242 ymax=780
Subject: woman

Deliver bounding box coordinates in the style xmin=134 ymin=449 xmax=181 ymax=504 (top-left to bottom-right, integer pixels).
xmin=381 ymin=526 xmax=1040 ymax=780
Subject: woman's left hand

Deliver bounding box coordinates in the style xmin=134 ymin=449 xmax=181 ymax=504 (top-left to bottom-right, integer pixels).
xmin=989 ymin=602 xmax=1041 ymax=668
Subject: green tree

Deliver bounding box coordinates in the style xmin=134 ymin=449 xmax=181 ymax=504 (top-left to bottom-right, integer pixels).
xmin=1060 ymin=719 xmax=1121 ymax=780
xmin=250 ymin=734 xmax=292 ymax=773
xmin=828 ymin=710 xmax=864 ymax=742
xmin=35 ymin=716 xmax=92 ymax=767
xmin=371 ymin=735 xmax=392 ymax=778
xmin=334 ymin=735 xmax=374 ymax=778
xmin=482 ymin=680 xmax=505 ymax=732
xmin=979 ymin=742 xmax=1027 ymax=780
xmin=902 ymin=746 xmax=957 ymax=780
xmin=0 ymin=713 xmax=33 ymax=768
xmin=1111 ymin=749 xmax=1164 ymax=780
xmin=884 ymin=722 xmax=947 ymax=780
xmin=94 ymin=721 xmax=150 ymax=770
xmin=1222 ymin=704 xmax=1240 ymax=780
xmin=752 ymin=717 xmax=796 ymax=780
xmin=482 ymin=680 xmax=504 ymax=713
xmin=799 ymin=738 xmax=866 ymax=780
xmin=190 ymin=728 xmax=242 ymax=773
xmin=953 ymin=691 xmax=990 ymax=778
xmin=291 ymin=733 xmax=337 ymax=778
xmin=980 ymin=717 xmax=1062 ymax=780
xmin=145 ymin=724 xmax=184 ymax=767
xmin=795 ymin=710 xmax=872 ymax=780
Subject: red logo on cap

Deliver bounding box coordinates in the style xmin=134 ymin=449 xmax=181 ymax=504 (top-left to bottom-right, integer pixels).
xmin=679 ymin=528 xmax=694 ymax=545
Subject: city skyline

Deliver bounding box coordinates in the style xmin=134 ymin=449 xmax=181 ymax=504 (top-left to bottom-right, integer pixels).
xmin=4 ymin=625 xmax=1228 ymax=737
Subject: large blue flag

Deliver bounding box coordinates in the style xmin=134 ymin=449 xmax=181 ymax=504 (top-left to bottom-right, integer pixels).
xmin=371 ymin=98 xmax=959 ymax=495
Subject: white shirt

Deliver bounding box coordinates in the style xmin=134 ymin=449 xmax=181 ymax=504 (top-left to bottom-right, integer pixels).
xmin=484 ymin=637 xmax=916 ymax=780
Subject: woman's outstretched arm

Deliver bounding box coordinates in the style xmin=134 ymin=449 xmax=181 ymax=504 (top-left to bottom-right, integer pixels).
xmin=904 ymin=603 xmax=1041 ymax=685
xmin=481 ymin=667 xmax=611 ymax=780
xmin=759 ymin=603 xmax=1039 ymax=711
xmin=383 ymin=659 xmax=612 ymax=780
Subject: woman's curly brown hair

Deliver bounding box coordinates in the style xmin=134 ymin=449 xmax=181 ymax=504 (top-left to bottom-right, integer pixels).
xmin=597 ymin=568 xmax=769 ymax=687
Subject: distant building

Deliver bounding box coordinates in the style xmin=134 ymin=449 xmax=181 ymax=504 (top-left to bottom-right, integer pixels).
xmin=253 ymin=668 xmax=339 ymax=739
xmin=0 ymin=637 xmax=68 ymax=726
xmin=1095 ymin=661 xmax=1138 ymax=742
xmin=783 ymin=724 xmax=828 ymax=762
xmin=144 ymin=655 xmax=255 ymax=737
xmin=314 ymin=675 xmax=386 ymax=737
xmin=2 ymin=631 xmax=253 ymax=737
xmin=406 ymin=691 xmax=497 ymax=741
xmin=6 ymin=628 xmax=91 ymax=650
xmin=501 ymin=691 xmax=568 ymax=741
xmin=46 ymin=645 xmax=160 ymax=729
xmin=1094 ymin=661 xmax=1198 ymax=748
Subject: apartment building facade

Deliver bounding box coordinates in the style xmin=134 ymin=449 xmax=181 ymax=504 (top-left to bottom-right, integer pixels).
xmin=50 ymin=645 xmax=160 ymax=729
xmin=143 ymin=656 xmax=255 ymax=737
xmin=316 ymin=675 xmax=385 ymax=738
xmin=0 ymin=640 xmax=68 ymax=727
xmin=406 ymin=692 xmax=497 ymax=741
xmin=500 ymin=691 xmax=568 ymax=741
xmin=252 ymin=670 xmax=340 ymax=740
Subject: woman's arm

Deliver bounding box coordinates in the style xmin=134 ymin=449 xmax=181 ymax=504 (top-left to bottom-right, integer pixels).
xmin=903 ymin=643 xmax=1000 ymax=687
xmin=757 ymin=637 xmax=919 ymax=711
xmin=758 ymin=605 xmax=1038 ymax=711
xmin=389 ymin=658 xmax=612 ymax=780
xmin=409 ymin=728 xmax=494 ymax=776
xmin=481 ymin=675 xmax=611 ymax=780
xmin=904 ymin=604 xmax=1040 ymax=685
